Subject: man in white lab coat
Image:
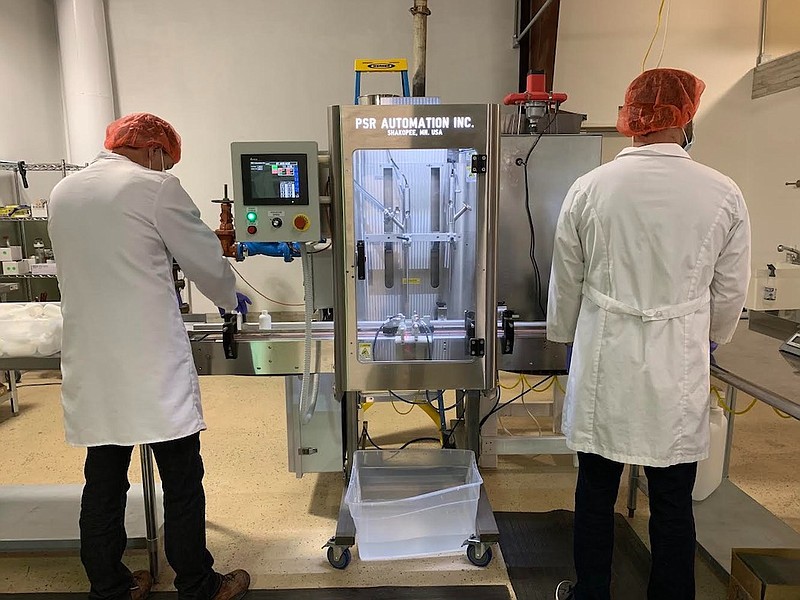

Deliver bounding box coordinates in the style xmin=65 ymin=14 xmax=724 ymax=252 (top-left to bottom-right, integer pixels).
xmin=547 ymin=70 xmax=751 ymax=600
xmin=49 ymin=114 xmax=251 ymax=600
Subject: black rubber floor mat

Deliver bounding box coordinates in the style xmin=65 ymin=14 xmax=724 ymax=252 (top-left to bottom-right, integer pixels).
xmin=0 ymin=586 xmax=511 ymax=600
xmin=496 ymin=510 xmax=651 ymax=600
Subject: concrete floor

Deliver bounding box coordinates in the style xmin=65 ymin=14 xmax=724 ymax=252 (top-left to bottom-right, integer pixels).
xmin=0 ymin=373 xmax=797 ymax=598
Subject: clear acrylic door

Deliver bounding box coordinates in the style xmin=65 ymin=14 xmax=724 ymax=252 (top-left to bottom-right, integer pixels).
xmin=351 ymin=148 xmax=479 ymax=364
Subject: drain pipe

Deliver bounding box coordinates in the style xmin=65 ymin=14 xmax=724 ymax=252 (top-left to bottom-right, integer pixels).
xmin=55 ymin=0 xmax=116 ymax=165
xmin=757 ymin=0 xmax=768 ymax=66
xmin=410 ymin=0 xmax=431 ymax=97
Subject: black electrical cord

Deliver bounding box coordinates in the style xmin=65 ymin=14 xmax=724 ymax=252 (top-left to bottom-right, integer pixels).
xmin=418 ymin=320 xmax=434 ymax=360
xmin=445 ymin=414 xmax=465 ymax=448
xmin=364 ymin=429 xmax=384 ymax=450
xmin=388 ymin=390 xmax=428 ymax=405
xmin=516 ymin=107 xmax=561 ymax=319
xmin=16 ymin=382 xmax=61 ymax=388
xmin=400 ymin=437 xmax=441 ymax=449
xmin=426 ymin=389 xmax=458 ymax=412
xmin=479 ymin=376 xmax=554 ymax=430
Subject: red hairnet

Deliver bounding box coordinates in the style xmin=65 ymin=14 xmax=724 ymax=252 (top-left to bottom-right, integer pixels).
xmin=104 ymin=113 xmax=182 ymax=164
xmin=616 ymin=69 xmax=706 ymax=138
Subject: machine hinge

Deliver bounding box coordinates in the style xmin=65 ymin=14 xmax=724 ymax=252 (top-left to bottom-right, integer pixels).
xmin=470 ymin=338 xmax=486 ymax=357
xmin=471 ymin=154 xmax=487 ymax=174
xmin=299 ymin=447 xmax=318 ymax=455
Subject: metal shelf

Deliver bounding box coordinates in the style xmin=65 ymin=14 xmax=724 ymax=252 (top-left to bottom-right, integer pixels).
xmin=0 ymin=274 xmax=57 ymax=279
xmin=0 ymin=217 xmax=48 ymax=222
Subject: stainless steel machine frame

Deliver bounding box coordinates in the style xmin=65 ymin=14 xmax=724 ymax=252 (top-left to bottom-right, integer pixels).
xmin=329 ymin=103 xmax=501 ymax=393
xmin=323 ymin=104 xmax=502 ymax=568
xmin=496 ymin=133 xmax=602 ymax=373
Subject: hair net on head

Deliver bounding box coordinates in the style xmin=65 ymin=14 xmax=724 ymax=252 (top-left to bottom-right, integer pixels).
xmin=104 ymin=113 xmax=182 ymax=164
xmin=616 ymin=69 xmax=706 ymax=138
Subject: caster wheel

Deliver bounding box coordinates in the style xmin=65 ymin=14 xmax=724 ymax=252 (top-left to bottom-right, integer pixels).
xmin=466 ymin=544 xmax=493 ymax=567
xmin=327 ymin=546 xmax=351 ymax=570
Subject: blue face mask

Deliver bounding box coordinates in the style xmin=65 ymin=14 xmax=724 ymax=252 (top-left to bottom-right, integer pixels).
xmin=682 ymin=127 xmax=695 ymax=152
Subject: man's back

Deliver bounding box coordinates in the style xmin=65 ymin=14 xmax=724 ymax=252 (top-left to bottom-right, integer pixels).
xmin=49 ymin=151 xmax=235 ymax=447
xmin=578 ymin=144 xmax=745 ymax=310
xmin=547 ymin=143 xmax=750 ymax=466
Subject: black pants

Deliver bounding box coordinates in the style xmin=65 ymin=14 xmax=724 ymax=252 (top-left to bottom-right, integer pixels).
xmin=573 ymin=452 xmax=698 ymax=600
xmin=80 ymin=433 xmax=220 ymax=600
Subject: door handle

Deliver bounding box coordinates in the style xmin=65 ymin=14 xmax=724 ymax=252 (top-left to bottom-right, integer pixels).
xmin=356 ymin=240 xmax=366 ymax=280
xmin=785 ymin=180 xmax=800 ymax=188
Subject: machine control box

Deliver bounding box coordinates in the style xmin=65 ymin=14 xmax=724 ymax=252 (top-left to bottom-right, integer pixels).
xmin=230 ymin=141 xmax=321 ymax=243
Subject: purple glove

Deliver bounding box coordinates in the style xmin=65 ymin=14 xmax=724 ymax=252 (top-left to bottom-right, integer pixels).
xmin=710 ymin=341 xmax=719 ymax=354
xmin=236 ymin=292 xmax=252 ymax=315
xmin=218 ymin=292 xmax=252 ymax=317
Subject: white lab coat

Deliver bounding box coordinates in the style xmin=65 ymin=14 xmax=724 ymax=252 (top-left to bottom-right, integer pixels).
xmin=547 ymin=144 xmax=751 ymax=467
xmin=49 ymin=151 xmax=237 ymax=447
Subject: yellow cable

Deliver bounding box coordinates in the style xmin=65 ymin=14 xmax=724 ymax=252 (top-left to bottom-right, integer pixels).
xmin=712 ymin=387 xmax=757 ymax=415
xmin=499 ymin=373 xmax=523 ymax=390
xmin=391 ymin=401 xmax=414 ymax=416
xmin=555 ymin=377 xmax=566 ymax=394
xmin=521 ymin=375 xmax=556 ymax=392
xmin=642 ymin=0 xmax=667 ymax=72
xmin=774 ymin=408 xmax=793 ymax=419
xmin=712 ymin=386 xmax=794 ymax=419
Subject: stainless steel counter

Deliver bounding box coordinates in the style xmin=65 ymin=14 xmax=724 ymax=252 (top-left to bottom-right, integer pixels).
xmin=629 ymin=318 xmax=800 ymax=577
xmin=712 ymin=323 xmax=800 ymax=418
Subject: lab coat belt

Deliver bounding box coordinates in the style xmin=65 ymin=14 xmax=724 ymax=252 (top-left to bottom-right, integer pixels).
xmin=582 ymin=285 xmax=710 ymax=322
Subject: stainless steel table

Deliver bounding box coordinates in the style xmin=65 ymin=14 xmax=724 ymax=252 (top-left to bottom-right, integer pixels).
xmin=627 ymin=319 xmax=800 ymax=576
xmin=0 ymin=355 xmax=161 ymax=578
xmin=0 ymin=282 xmax=18 ymax=302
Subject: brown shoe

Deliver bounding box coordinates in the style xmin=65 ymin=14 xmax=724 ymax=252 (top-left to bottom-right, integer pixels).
xmin=212 ymin=570 xmax=251 ymax=600
xmin=130 ymin=570 xmax=153 ymax=600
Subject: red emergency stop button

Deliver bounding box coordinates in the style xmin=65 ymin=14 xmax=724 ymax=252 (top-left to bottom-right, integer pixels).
xmin=293 ymin=214 xmax=310 ymax=231
xmin=247 ymin=225 xmax=258 ymax=235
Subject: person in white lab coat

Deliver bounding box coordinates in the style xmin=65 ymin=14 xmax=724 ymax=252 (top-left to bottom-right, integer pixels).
xmin=49 ymin=113 xmax=251 ymax=600
xmin=547 ymin=70 xmax=751 ymax=600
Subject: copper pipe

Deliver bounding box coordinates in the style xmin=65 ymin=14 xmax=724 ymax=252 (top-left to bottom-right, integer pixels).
xmin=214 ymin=184 xmax=237 ymax=258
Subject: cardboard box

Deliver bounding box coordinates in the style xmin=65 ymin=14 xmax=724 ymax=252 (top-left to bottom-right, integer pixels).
xmin=729 ymin=548 xmax=800 ymax=600
xmin=2 ymin=260 xmax=31 ymax=275
xmin=0 ymin=246 xmax=23 ymax=261
xmin=31 ymin=262 xmax=57 ymax=275
xmin=31 ymin=198 xmax=48 ymax=218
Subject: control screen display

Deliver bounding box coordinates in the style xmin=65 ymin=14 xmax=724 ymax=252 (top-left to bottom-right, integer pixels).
xmin=242 ymin=153 xmax=309 ymax=206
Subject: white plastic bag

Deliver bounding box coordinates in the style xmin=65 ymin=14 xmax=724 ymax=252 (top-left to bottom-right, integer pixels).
xmin=0 ymin=302 xmax=62 ymax=358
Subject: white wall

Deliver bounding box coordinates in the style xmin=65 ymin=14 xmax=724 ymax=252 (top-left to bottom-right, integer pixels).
xmin=554 ymin=0 xmax=800 ymax=268
xmin=104 ymin=0 xmax=518 ymax=312
xmin=0 ymin=0 xmax=67 ymax=203
xmin=765 ymin=0 xmax=800 ymax=60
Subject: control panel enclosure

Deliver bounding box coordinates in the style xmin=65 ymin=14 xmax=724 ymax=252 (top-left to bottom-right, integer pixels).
xmin=230 ymin=141 xmax=320 ymax=242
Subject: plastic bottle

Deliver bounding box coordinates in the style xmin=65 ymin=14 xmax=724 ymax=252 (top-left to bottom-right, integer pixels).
xmin=763 ymin=263 xmax=777 ymax=302
xmin=258 ymin=310 xmax=273 ymax=330
xmin=692 ymin=398 xmax=728 ymax=502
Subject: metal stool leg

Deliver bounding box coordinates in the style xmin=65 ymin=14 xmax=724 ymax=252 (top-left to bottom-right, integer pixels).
xmin=627 ymin=464 xmax=640 ymax=518
xmin=8 ymin=370 xmax=19 ymax=416
xmin=139 ymin=444 xmax=160 ymax=579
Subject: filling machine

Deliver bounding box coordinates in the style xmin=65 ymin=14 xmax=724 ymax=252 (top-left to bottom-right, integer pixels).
xmin=190 ymin=99 xmax=602 ymax=568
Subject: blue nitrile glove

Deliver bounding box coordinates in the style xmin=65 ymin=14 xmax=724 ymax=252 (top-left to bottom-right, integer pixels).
xmin=238 ymin=242 xmax=301 ymax=263
xmin=218 ymin=292 xmax=252 ymax=317
xmin=236 ymin=292 xmax=252 ymax=315
xmin=566 ymin=343 xmax=573 ymax=372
